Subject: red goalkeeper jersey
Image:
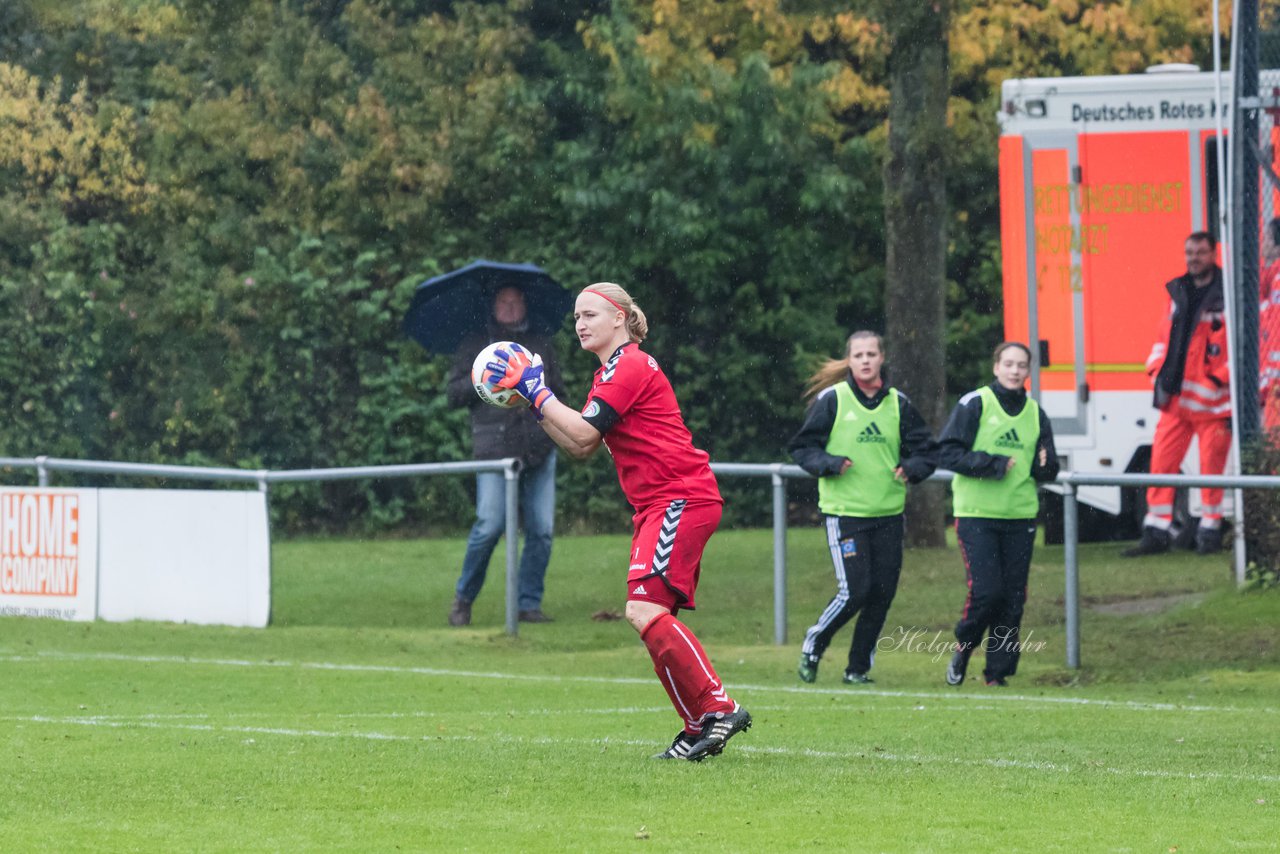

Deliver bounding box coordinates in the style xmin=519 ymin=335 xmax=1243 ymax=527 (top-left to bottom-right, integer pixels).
xmin=584 ymin=343 xmax=722 ymax=512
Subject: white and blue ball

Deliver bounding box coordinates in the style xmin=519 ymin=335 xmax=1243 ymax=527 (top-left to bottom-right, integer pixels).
xmin=471 ymin=341 xmax=526 ymax=409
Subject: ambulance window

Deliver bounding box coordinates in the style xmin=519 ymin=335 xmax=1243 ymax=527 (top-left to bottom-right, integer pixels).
xmin=1204 ymin=136 xmax=1221 ymax=242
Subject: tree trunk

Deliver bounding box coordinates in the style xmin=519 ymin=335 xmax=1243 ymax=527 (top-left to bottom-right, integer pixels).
xmin=882 ymin=0 xmax=951 ymax=547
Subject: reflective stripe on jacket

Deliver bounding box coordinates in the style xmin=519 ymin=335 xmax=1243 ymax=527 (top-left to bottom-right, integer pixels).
xmin=1145 ymin=268 xmax=1230 ymax=421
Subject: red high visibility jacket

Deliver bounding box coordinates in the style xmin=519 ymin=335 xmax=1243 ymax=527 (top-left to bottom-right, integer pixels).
xmin=1144 ymin=269 xmax=1230 ymax=421
xmin=1258 ymin=261 xmax=1280 ymax=430
xmin=1260 ymin=261 xmax=1280 ymax=393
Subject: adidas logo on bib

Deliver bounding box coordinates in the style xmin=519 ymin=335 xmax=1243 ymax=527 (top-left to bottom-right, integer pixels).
xmin=856 ymin=422 xmax=887 ymax=443
xmin=993 ymin=427 xmax=1022 ymax=449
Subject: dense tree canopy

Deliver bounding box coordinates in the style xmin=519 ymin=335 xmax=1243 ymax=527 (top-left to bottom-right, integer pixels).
xmin=0 ymin=0 xmax=1225 ymax=532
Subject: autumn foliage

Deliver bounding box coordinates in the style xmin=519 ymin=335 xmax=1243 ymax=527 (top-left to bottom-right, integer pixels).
xmin=0 ymin=0 xmax=1227 ymax=532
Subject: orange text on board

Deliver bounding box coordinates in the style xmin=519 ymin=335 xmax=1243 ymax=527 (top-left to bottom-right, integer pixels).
xmin=0 ymin=491 xmax=80 ymax=596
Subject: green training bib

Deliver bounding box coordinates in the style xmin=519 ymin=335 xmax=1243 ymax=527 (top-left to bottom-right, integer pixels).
xmin=818 ymin=384 xmax=905 ymax=518
xmin=951 ymin=386 xmax=1041 ymax=519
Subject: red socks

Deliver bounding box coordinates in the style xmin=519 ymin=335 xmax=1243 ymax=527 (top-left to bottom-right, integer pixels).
xmin=641 ymin=613 xmax=735 ymax=731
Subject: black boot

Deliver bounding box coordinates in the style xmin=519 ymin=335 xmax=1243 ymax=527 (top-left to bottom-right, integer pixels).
xmin=1121 ymin=526 xmax=1171 ymax=558
xmin=447 ymin=596 xmax=472 ymax=627
xmin=1195 ymin=525 xmax=1224 ymax=555
xmin=1171 ymin=520 xmax=1199 ymax=551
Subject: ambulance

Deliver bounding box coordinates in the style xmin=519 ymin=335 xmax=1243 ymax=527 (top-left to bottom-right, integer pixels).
xmin=996 ymin=66 xmax=1243 ymax=538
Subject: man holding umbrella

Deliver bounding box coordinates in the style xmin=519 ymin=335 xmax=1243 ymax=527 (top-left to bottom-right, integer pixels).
xmin=405 ymin=261 xmax=571 ymax=627
xmin=444 ymin=284 xmax=566 ymax=625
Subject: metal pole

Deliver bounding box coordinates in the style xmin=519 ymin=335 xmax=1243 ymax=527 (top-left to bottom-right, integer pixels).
xmin=504 ymin=459 xmax=520 ymax=636
xmin=1232 ymin=0 xmax=1260 ymax=587
xmin=1063 ymin=483 xmax=1081 ymax=669
xmin=258 ymin=470 xmax=273 ymax=625
xmin=1217 ymin=0 xmax=1248 ymax=588
xmin=771 ymin=466 xmax=787 ymax=646
xmin=35 ymin=455 xmax=49 ymax=487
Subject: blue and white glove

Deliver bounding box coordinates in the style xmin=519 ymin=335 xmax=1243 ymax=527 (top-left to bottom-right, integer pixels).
xmin=492 ymin=347 xmax=556 ymax=414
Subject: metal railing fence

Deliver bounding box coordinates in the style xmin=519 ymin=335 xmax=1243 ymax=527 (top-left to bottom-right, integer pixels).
xmin=1058 ymin=471 xmax=1280 ymax=668
xmin=6 ymin=455 xmax=523 ymax=634
xmin=5 ymin=456 xmax=1279 ymax=664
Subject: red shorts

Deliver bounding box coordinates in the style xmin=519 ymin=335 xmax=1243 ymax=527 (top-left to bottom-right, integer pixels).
xmin=625 ymin=499 xmax=722 ymax=612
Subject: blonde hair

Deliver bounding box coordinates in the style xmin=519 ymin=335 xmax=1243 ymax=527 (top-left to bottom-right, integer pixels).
xmin=804 ymin=331 xmax=884 ymax=400
xmin=582 ymin=282 xmax=648 ymax=343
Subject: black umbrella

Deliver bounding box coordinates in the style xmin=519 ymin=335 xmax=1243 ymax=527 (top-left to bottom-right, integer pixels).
xmin=402 ymin=260 xmax=574 ymax=355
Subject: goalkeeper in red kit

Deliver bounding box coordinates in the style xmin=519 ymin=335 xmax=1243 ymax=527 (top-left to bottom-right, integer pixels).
xmin=484 ymin=281 xmax=751 ymax=762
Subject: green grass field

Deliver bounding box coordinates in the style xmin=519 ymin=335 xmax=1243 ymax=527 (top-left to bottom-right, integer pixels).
xmin=2 ymin=529 xmax=1277 ymax=851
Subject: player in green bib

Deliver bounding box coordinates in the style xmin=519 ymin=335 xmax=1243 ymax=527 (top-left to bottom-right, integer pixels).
xmin=789 ymin=331 xmax=937 ymax=685
xmin=938 ymin=342 xmax=1059 ymax=687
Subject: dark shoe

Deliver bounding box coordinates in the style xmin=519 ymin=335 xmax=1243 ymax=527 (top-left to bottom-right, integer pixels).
xmin=1195 ymin=526 xmax=1224 ymax=555
xmin=842 ymin=671 xmax=874 ymax=685
xmin=946 ymin=647 xmax=971 ymax=686
xmin=1171 ymin=520 xmax=1198 ymax=551
xmin=797 ymin=653 xmax=819 ymax=683
xmin=686 ymin=705 xmax=752 ymax=762
xmin=652 ymin=730 xmax=705 ymax=760
xmin=984 ymin=677 xmax=1009 ymax=687
xmin=1121 ymin=526 xmax=1171 ymax=558
xmin=518 ymin=609 xmax=554 ymax=623
xmin=447 ymin=596 xmax=471 ymax=627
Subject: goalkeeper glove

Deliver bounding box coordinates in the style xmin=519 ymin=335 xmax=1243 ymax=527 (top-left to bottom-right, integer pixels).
xmin=491 ymin=345 xmax=556 ymax=414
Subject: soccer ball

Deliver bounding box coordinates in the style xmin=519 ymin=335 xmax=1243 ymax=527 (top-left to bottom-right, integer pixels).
xmin=471 ymin=341 xmax=527 ymax=409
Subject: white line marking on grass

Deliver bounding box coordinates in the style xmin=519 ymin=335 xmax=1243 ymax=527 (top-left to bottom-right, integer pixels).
xmin=12 ymin=714 xmax=1280 ymax=785
xmin=20 ymin=715 xmax=422 ymax=741
xmin=75 ymin=713 xmax=215 ymax=721
xmin=332 ymin=707 xmax=672 ymax=719
xmin=8 ymin=651 xmax=1278 ymax=715
xmin=326 ymin=704 xmax=1003 ymax=719
xmin=0 ymin=704 xmax=982 ymax=725
xmin=742 ymin=683 xmax=1280 ymax=714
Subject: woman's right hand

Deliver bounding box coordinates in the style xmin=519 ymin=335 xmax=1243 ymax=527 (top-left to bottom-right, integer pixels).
xmin=839 ymin=458 xmax=853 ymax=475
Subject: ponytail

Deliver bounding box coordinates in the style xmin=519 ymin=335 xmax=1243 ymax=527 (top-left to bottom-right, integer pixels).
xmin=582 ymin=282 xmax=648 ymax=343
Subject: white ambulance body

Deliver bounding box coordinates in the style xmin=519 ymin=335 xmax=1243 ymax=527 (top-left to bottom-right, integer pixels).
xmin=997 ymin=68 xmax=1245 ymax=523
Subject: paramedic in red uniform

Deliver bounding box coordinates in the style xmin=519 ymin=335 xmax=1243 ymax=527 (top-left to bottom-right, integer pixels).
xmin=1124 ymin=231 xmax=1231 ymax=557
xmin=484 ymin=281 xmax=751 ymax=762
xmin=1258 ymin=218 xmax=1280 ymax=435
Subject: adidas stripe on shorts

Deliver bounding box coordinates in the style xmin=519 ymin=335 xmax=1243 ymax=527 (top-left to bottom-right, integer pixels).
xmin=625 ymin=499 xmax=723 ymax=611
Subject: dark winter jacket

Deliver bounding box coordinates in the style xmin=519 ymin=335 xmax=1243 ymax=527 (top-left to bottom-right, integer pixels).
xmin=788 ymin=377 xmax=938 ymax=483
xmin=1145 ymin=266 xmax=1230 ymax=417
xmin=937 ymin=382 xmax=1060 ymax=483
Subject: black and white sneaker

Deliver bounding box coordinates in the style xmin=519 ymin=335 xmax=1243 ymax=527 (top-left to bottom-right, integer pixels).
xmin=652 ymin=730 xmax=704 ymax=760
xmin=945 ymin=647 xmax=971 ymax=686
xmin=686 ymin=704 xmax=752 ymax=762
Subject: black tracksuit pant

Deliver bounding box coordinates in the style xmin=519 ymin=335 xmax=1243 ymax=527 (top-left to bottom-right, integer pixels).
xmin=801 ymin=514 xmax=903 ymax=675
xmin=954 ymin=517 xmax=1037 ymax=681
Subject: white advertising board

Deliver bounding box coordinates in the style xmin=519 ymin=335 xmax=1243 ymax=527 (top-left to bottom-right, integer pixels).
xmin=96 ymin=489 xmax=271 ymax=628
xmin=0 ymin=487 xmax=99 ymax=621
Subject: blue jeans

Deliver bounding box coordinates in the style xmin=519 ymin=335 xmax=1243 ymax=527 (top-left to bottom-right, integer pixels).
xmin=455 ymin=452 xmax=556 ymax=611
